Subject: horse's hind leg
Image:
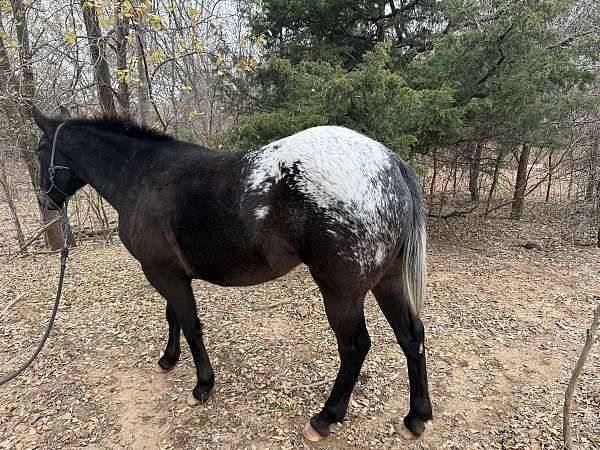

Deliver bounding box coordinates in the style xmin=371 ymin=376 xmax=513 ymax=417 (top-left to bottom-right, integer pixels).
xmin=303 ymin=275 xmax=371 ymax=442
xmin=143 ymin=268 xmax=214 ymax=404
xmin=372 ymin=266 xmax=432 ymax=439
xmin=155 ymin=304 xmax=181 ymax=373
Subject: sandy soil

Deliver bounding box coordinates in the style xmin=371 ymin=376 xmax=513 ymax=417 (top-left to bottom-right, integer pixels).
xmin=0 ymin=203 xmax=599 ymax=450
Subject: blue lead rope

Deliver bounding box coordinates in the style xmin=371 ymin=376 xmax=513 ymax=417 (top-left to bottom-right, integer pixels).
xmin=0 ymin=124 xmax=71 ymax=386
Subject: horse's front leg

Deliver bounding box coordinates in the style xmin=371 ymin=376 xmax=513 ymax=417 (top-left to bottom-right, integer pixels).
xmin=143 ymin=268 xmax=215 ymax=404
xmin=155 ymin=304 xmax=181 ymax=373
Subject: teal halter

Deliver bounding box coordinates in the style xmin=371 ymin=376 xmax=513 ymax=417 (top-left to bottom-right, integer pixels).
xmin=37 ymin=122 xmax=71 ymax=207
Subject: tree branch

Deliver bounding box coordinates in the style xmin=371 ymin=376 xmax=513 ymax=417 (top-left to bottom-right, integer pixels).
xmin=563 ymin=303 xmax=600 ymax=450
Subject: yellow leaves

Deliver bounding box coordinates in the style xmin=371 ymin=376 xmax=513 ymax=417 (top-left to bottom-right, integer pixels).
xmin=214 ymin=50 xmax=222 ymax=66
xmin=187 ymin=6 xmax=200 ymax=26
xmin=234 ymin=57 xmax=258 ymax=73
xmin=188 ymin=110 xmax=202 ymax=120
xmin=116 ymin=68 xmax=135 ymax=84
xmin=146 ymin=48 xmax=166 ymax=64
xmin=150 ymin=14 xmax=161 ymax=31
xmin=121 ymin=0 xmax=151 ymax=23
xmin=66 ymin=31 xmax=76 ymax=45
xmin=256 ymin=34 xmax=266 ymax=48
xmin=239 ymin=39 xmax=249 ymax=49
xmin=121 ymin=1 xmax=135 ymax=18
xmin=99 ymin=13 xmax=115 ymax=29
xmin=193 ymin=38 xmax=204 ymax=53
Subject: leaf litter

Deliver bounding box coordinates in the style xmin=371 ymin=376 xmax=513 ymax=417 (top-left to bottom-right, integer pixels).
xmin=0 ymin=202 xmax=598 ymax=449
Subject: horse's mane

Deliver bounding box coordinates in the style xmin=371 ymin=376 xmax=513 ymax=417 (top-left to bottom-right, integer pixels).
xmin=67 ymin=116 xmax=174 ymax=142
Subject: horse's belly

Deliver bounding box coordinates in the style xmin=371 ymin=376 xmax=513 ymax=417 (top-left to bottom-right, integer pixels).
xmin=188 ymin=247 xmax=301 ymax=287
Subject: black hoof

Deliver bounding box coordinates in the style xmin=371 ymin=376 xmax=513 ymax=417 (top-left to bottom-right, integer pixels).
xmin=309 ymin=413 xmax=333 ymax=438
xmin=403 ymin=411 xmax=432 ymax=438
xmin=190 ymin=385 xmax=212 ymax=405
xmin=158 ymin=353 xmax=179 ymax=371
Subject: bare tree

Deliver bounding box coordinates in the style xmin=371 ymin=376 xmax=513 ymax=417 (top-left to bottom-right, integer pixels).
xmin=0 ymin=151 xmax=24 ymax=246
xmin=511 ymin=143 xmax=531 ymax=219
xmin=80 ymin=0 xmax=117 ymax=116
xmin=1 ymin=2 xmax=66 ymax=250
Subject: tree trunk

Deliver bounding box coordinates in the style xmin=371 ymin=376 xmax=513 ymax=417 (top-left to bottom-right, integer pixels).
xmin=486 ymin=151 xmax=503 ymax=212
xmin=511 ymin=143 xmax=531 ymax=220
xmin=114 ymin=0 xmax=130 ymax=117
xmin=136 ymin=26 xmax=151 ymax=125
xmin=567 ymin=149 xmax=574 ymax=200
xmin=545 ymin=151 xmax=553 ymax=203
xmin=0 ymin=154 xmax=25 ymax=246
xmin=375 ymin=3 xmax=386 ymax=43
xmin=469 ymin=141 xmax=483 ymax=203
xmin=7 ymin=1 xmax=66 ymax=250
xmin=586 ymin=136 xmax=599 ymax=202
xmin=80 ymin=0 xmax=117 ymax=116
xmin=429 ymin=149 xmax=438 ymax=200
xmin=451 ymin=152 xmax=459 ymax=197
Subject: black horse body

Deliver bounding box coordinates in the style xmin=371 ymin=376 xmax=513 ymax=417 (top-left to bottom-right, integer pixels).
xmin=32 ymin=109 xmax=432 ymax=441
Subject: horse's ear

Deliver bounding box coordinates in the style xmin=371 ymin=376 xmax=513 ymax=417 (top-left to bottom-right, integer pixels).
xmin=58 ymin=106 xmax=72 ymax=120
xmin=32 ymin=106 xmax=59 ymax=135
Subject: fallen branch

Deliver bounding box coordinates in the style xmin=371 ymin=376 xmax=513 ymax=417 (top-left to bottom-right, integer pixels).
xmin=7 ymin=217 xmax=61 ymax=261
xmin=428 ymin=205 xmax=478 ymax=219
xmin=563 ymin=303 xmax=600 ymax=450
xmin=78 ymin=226 xmax=118 ymax=238
xmin=2 ymin=293 xmax=25 ymax=316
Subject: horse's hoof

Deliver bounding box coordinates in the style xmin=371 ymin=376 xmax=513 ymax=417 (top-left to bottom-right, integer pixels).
xmin=187 ymin=393 xmax=201 ymax=406
xmin=187 ymin=388 xmax=211 ymax=406
xmin=154 ymin=365 xmax=169 ymax=374
xmin=398 ymin=423 xmax=418 ymax=440
xmin=302 ymin=422 xmax=325 ymax=442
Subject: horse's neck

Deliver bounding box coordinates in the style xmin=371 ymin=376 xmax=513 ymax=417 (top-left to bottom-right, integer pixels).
xmin=69 ymin=129 xmax=143 ymax=211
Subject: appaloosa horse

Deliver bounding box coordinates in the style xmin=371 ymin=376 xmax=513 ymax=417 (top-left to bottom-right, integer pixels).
xmin=32 ymin=108 xmax=432 ymax=441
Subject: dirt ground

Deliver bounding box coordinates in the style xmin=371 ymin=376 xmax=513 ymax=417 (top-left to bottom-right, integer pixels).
xmin=0 ymin=202 xmax=599 ymax=450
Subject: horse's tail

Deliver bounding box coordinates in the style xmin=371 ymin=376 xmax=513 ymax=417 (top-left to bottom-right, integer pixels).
xmin=398 ymin=160 xmax=427 ymax=318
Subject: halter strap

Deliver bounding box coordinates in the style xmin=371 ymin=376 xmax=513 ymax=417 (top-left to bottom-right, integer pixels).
xmin=37 ymin=122 xmax=71 ymax=206
xmin=48 ymin=122 xmax=70 ymax=180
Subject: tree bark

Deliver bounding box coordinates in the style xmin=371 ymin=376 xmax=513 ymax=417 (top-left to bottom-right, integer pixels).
xmin=545 ymin=151 xmax=553 ymax=203
xmin=486 ymin=151 xmax=503 ymax=212
xmin=375 ymin=3 xmax=386 ymax=43
xmin=469 ymin=141 xmax=483 ymax=203
xmin=511 ymin=143 xmax=531 ymax=220
xmin=80 ymin=0 xmax=117 ymax=116
xmin=0 ymin=154 xmax=25 ymax=246
xmin=114 ymin=0 xmax=131 ymax=117
xmin=136 ymin=26 xmax=151 ymax=125
xmin=586 ymin=136 xmax=599 ymax=202
xmin=429 ymin=148 xmax=438 ymax=200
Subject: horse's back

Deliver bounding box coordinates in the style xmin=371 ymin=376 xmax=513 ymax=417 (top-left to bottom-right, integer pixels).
xmin=244 ymin=126 xmax=417 ymax=280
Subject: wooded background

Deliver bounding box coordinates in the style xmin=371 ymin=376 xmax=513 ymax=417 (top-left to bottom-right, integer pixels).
xmin=0 ymin=0 xmax=599 ymax=253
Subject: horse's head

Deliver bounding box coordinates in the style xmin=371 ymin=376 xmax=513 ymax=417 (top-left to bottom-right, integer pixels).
xmin=32 ymin=107 xmax=85 ymax=210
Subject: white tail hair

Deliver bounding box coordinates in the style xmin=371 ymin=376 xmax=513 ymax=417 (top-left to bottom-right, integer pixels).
xmin=398 ymin=161 xmax=427 ymax=317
